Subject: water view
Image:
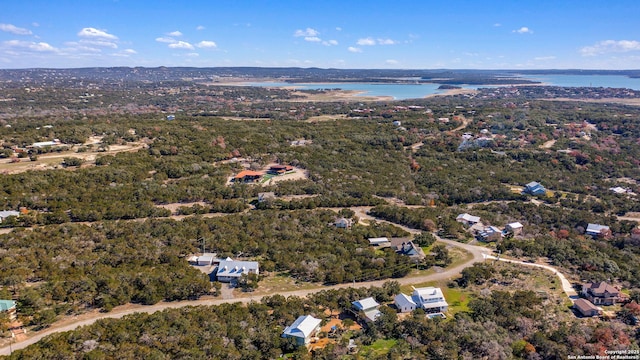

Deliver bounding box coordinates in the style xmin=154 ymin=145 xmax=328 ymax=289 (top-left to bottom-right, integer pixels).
xmin=249 ymin=74 xmax=640 ymax=100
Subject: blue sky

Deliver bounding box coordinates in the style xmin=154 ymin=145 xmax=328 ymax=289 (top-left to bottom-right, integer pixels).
xmin=1 ymin=0 xmax=639 ymax=69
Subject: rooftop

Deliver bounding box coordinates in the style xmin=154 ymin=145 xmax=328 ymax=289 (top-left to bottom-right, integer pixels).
xmin=283 ymin=315 xmax=322 ymax=339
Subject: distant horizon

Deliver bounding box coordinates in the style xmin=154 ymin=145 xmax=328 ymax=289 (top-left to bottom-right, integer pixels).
xmin=1 ymin=66 xmax=640 ymax=72
xmin=1 ymin=1 xmax=639 ymax=70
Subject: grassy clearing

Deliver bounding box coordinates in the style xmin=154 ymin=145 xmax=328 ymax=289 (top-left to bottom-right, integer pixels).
xmin=238 ymin=272 xmax=320 ymax=297
xmin=361 ymin=339 xmax=398 ymax=357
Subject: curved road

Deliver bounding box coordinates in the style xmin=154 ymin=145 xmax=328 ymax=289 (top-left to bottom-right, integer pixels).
xmin=0 ymin=210 xmax=577 ymax=355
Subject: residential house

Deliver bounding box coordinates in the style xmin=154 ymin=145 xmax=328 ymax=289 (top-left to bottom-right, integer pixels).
xmin=610 ymin=186 xmax=628 ymax=194
xmin=395 ymin=287 xmax=448 ymax=314
xmin=335 ymin=217 xmax=353 ymax=229
xmin=394 ymin=293 xmax=417 ymax=313
xmin=456 ymin=213 xmax=481 ymax=226
xmin=524 ymin=182 xmax=547 ymax=196
xmin=234 ymin=170 xmax=263 ymax=183
xmin=412 ymin=287 xmax=449 ymax=313
xmin=351 ymin=297 xmax=381 ymax=322
xmin=477 ymin=226 xmax=503 ymax=242
xmin=216 ymin=258 xmax=259 ymax=283
xmin=257 ymin=192 xmax=276 ymax=203
xmin=574 ymin=298 xmax=602 ymax=317
xmin=268 ymin=164 xmax=294 ymax=175
xmin=582 ymin=282 xmax=623 ymax=305
xmin=0 ymin=300 xmax=17 ymax=320
xmin=0 ymin=210 xmax=20 ymax=222
xmin=282 ymin=315 xmax=322 ymax=346
xmin=505 ymin=222 xmax=523 ymax=236
xmin=166 ymin=115 xmax=175 ymax=121
xmin=390 ymin=239 xmax=426 ymax=260
xmin=368 ymin=237 xmax=392 ymax=248
xmin=586 ymin=223 xmax=611 ymax=238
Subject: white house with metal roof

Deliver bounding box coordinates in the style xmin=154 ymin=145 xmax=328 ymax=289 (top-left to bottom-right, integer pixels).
xmin=394 ymin=293 xmax=417 ymax=313
xmin=352 ymin=297 xmax=381 ymax=322
xmin=586 ymin=223 xmax=611 ymax=238
xmin=216 ymin=258 xmax=259 ymax=283
xmin=282 ymin=315 xmax=322 ymax=346
xmin=456 ymin=213 xmax=480 ymax=226
xmin=394 ymin=287 xmax=448 ymax=314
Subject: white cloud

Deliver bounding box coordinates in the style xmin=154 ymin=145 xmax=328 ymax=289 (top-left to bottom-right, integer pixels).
xmin=196 ymin=40 xmax=217 ymax=48
xmin=168 ymin=41 xmax=194 ymax=50
xmin=112 ymin=49 xmax=137 ymax=57
xmin=493 ymin=23 xmax=502 ymax=27
xmin=513 ymin=27 xmax=533 ymax=34
xmin=167 ymin=31 xmax=183 ymax=37
xmin=78 ymin=27 xmax=118 ymax=40
xmin=156 ymin=37 xmax=176 ymax=44
xmin=32 ymin=22 xmax=39 ymax=27
xmin=377 ymin=38 xmax=396 ymax=45
xmin=80 ymin=39 xmax=117 ymax=49
xmin=580 ymin=40 xmax=640 ymax=56
xmin=357 ymin=37 xmax=376 ymax=46
xmin=534 ymin=56 xmax=556 ymax=61
xmin=336 ymin=27 xmax=342 ymax=31
xmin=3 ymin=40 xmax=57 ymax=52
xmin=196 ymin=25 xmax=205 ymax=31
xmin=348 ymin=46 xmax=362 ymax=53
xmin=294 ymin=28 xmax=319 ymax=37
xmin=304 ymin=36 xmax=321 ymax=42
xmin=0 ymin=23 xmax=32 ymax=35
xmin=385 ymin=59 xmax=398 ymax=65
xmin=322 ymin=39 xmax=338 ymax=46
xmin=186 ymin=52 xmax=199 ymax=57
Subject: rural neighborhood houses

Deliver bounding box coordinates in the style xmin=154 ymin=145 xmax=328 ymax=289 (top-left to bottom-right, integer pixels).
xmin=282 ymin=315 xmax=322 ymax=346
xmin=257 ymin=192 xmax=276 ymax=203
xmin=0 ymin=299 xmax=17 ymax=320
xmin=368 ymin=237 xmax=392 ymax=247
xmin=505 ymin=222 xmax=523 ymax=236
xmin=586 ymin=223 xmax=611 ymax=238
xmin=394 ymin=287 xmax=448 ymax=314
xmin=0 ymin=210 xmax=20 ymax=222
xmin=351 ymin=297 xmax=381 ymax=323
xmin=456 ymin=213 xmax=480 ymax=226
xmin=216 ymin=258 xmax=260 ymax=283
xmin=582 ymin=282 xmax=625 ymax=306
xmin=523 ymin=181 xmax=547 ymax=196
xmin=334 ymin=217 xmax=354 ymax=229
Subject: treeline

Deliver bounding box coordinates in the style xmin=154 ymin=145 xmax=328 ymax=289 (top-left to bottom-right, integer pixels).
xmin=0 ymin=210 xmax=412 ymax=320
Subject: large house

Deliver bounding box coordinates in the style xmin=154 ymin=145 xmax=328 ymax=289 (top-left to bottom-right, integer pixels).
xmin=574 ymin=298 xmax=602 ymax=317
xmin=456 ymin=213 xmax=480 ymax=226
xmin=582 ymin=282 xmax=623 ymax=305
xmin=216 ymin=258 xmax=259 ymax=283
xmin=0 ymin=299 xmax=17 ymax=320
xmin=586 ymin=223 xmax=611 ymax=238
xmin=234 ymin=170 xmax=263 ymax=183
xmin=524 ymin=182 xmax=546 ymax=196
xmin=282 ymin=315 xmax=322 ymax=346
xmin=352 ymin=297 xmax=381 ymax=322
xmin=394 ymin=287 xmax=448 ymax=314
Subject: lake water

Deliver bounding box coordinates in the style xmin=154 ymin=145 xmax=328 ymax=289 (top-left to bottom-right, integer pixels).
xmin=248 ymin=74 xmax=640 ymax=100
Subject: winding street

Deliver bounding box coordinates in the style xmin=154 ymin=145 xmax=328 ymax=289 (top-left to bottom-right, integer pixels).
xmin=0 ymin=210 xmax=577 ymax=356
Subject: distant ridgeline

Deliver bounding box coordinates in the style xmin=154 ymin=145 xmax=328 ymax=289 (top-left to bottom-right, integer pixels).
xmin=2 ymin=67 xmax=639 ymax=84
